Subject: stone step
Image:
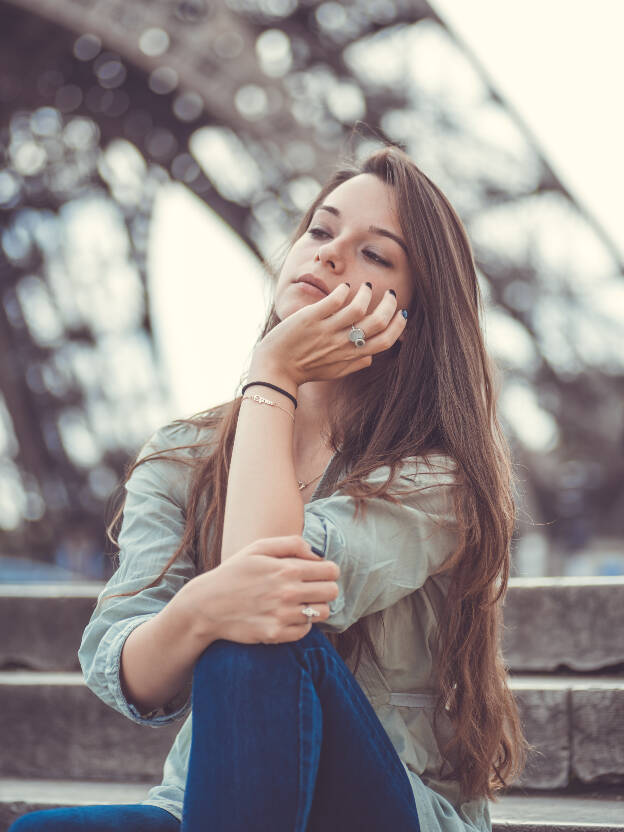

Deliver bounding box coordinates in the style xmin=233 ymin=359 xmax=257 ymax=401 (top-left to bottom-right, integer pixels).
xmin=0 ymin=780 xmax=151 ymax=832
xmin=490 ymin=791 xmax=624 ymax=832
xmin=1 ymin=671 xmax=623 ymax=790
xmin=0 ymin=671 xmax=180 ymax=782
xmin=502 ymin=577 xmax=624 ymax=672
xmin=0 ymin=780 xmax=622 ymax=832
xmin=509 ymin=675 xmax=624 ymax=789
xmin=0 ymin=584 xmax=102 ymax=672
xmin=2 ymin=578 xmax=624 ymax=673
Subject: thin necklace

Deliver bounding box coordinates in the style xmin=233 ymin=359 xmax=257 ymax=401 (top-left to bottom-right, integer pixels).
xmin=297 ymin=470 xmax=325 ymax=491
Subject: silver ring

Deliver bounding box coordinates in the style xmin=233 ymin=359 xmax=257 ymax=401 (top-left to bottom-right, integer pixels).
xmin=302 ymin=606 xmax=320 ymax=618
xmin=349 ymin=323 xmax=366 ymax=348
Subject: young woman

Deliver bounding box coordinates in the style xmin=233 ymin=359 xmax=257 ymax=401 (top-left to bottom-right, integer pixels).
xmin=10 ymin=146 xmax=527 ymax=832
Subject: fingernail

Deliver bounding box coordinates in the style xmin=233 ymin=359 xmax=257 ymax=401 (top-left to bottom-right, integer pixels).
xmin=311 ymin=545 xmax=324 ymax=557
xmin=344 ymin=282 xmax=350 ymax=287
xmin=365 ymin=282 xmax=372 ymax=289
xmin=388 ymin=289 xmax=396 ymax=297
xmin=402 ymin=309 xmax=408 ymax=319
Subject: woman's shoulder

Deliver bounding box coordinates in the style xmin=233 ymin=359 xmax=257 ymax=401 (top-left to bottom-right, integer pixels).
xmin=130 ymin=412 xmax=223 ymax=506
xmin=138 ymin=411 xmax=223 ymax=461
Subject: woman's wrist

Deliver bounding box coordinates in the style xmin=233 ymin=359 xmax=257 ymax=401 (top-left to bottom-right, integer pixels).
xmin=171 ymin=575 xmax=223 ymax=651
xmin=247 ymin=349 xmax=299 ymax=406
xmin=120 ymin=582 xmax=217 ymax=715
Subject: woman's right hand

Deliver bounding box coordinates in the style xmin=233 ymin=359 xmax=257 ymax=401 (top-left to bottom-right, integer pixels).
xmin=177 ymin=535 xmax=340 ymax=646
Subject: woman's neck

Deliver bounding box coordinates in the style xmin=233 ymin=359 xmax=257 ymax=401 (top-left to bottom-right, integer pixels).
xmin=293 ymin=379 xmax=337 ymax=460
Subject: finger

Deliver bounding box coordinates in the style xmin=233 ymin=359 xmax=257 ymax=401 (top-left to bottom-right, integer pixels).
xmin=280 ymin=622 xmax=315 ymax=641
xmin=328 ymin=281 xmax=375 ymax=328
xmin=250 ymin=535 xmax=320 ymax=559
xmin=357 ymin=306 xmax=407 ymax=352
xmin=334 ymin=285 xmax=397 ymax=336
xmin=288 ymin=604 xmax=329 ymax=625
xmin=301 ymin=281 xmax=351 ymax=320
xmin=326 ymin=302 xmax=405 ymax=365
xmin=355 ymin=288 xmax=400 ymax=337
xmin=287 ymin=557 xmax=340 ymax=580
xmin=294 ymin=580 xmax=339 ymax=603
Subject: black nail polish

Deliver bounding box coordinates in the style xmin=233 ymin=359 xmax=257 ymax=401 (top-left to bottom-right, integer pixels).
xmin=365 ymin=282 xmax=372 ymax=289
xmin=344 ymin=282 xmax=350 ymax=287
xmin=388 ymin=289 xmax=396 ymax=297
xmin=311 ymin=545 xmax=324 ymax=557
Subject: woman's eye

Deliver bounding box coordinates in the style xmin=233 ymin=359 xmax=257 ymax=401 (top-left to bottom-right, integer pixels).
xmin=308 ymin=227 xmax=330 ymax=239
xmin=364 ymin=249 xmax=391 ymax=267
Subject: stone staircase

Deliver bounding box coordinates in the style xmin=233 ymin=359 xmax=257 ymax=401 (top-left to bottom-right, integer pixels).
xmin=1 ymin=577 xmax=623 ymax=831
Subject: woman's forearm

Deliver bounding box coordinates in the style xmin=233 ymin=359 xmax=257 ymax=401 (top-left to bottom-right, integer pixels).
xmin=120 ymin=354 xmax=304 ymax=713
xmin=120 ymin=581 xmax=216 ymax=715
xmin=220 ymin=352 xmax=304 ymax=561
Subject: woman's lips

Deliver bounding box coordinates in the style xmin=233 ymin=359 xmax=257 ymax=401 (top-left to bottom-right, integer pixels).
xmin=296 ymin=281 xmax=327 ymax=297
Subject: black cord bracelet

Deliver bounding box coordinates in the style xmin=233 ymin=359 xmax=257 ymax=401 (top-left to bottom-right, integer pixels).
xmin=241 ymin=381 xmax=298 ymax=410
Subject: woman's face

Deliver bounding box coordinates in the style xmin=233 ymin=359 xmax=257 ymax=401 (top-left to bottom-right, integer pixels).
xmin=274 ymin=174 xmax=413 ymax=338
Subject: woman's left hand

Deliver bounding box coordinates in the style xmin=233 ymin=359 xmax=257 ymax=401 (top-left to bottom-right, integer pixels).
xmin=251 ymin=281 xmax=407 ymax=389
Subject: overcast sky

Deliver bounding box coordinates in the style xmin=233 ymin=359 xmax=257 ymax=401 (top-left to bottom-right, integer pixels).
xmin=431 ymin=0 xmax=624 ymax=261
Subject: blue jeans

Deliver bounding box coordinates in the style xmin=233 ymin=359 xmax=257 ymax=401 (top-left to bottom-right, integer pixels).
xmin=9 ymin=626 xmax=421 ymax=831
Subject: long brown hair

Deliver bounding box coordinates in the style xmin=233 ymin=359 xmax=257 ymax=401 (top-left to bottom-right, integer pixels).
xmin=104 ymin=146 xmax=527 ymax=801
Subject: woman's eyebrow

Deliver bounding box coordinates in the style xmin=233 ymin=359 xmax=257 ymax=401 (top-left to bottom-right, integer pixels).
xmin=318 ymin=204 xmax=340 ymax=217
xmin=317 ymin=204 xmax=408 ymax=255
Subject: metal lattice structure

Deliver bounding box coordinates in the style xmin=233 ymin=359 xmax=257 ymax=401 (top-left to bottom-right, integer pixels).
xmin=1 ymin=0 xmax=622 ymax=577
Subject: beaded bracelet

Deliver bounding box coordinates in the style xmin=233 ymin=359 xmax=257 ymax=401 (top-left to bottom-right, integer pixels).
xmin=241 ymin=381 xmax=297 ymax=410
xmin=241 ymin=393 xmax=295 ymax=422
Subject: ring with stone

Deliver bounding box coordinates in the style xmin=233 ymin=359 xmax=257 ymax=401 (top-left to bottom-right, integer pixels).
xmin=349 ymin=323 xmax=366 ymax=348
xmin=302 ymin=606 xmax=320 ymax=618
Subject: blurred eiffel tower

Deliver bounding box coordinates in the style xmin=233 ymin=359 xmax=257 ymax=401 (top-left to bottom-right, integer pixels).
xmin=0 ymin=0 xmax=622 ymax=578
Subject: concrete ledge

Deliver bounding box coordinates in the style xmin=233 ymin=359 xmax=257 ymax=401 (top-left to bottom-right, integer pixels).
xmin=1 ymin=780 xmax=623 ymax=832
xmin=491 ymin=791 xmax=624 ymax=832
xmin=1 ymin=672 xmax=623 ymax=788
xmin=572 ymin=688 xmax=624 ymax=783
xmin=3 ymin=578 xmax=623 ymax=673
xmin=0 ymin=672 xmax=181 ymax=781
xmin=0 ymin=585 xmax=101 ymax=671
xmin=0 ymin=779 xmax=152 ymax=832
xmin=509 ymin=676 xmax=624 ymax=789
xmin=503 ymin=577 xmax=624 ymax=672
xmin=510 ymin=683 xmax=569 ymax=789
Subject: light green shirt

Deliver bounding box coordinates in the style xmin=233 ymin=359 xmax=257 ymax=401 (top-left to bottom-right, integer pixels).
xmin=78 ymin=420 xmax=491 ymax=831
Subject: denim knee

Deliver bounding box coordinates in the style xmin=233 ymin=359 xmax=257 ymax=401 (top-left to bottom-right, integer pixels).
xmin=194 ymin=637 xmax=289 ymax=679
xmin=9 ymin=812 xmax=48 ymax=831
xmin=193 ymin=626 xmax=330 ymax=687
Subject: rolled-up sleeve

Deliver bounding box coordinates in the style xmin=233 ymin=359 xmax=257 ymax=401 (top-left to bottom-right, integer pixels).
xmin=302 ymin=457 xmax=459 ymax=633
xmin=78 ymin=422 xmax=201 ymax=727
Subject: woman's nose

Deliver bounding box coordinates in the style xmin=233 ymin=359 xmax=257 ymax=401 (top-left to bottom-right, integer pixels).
xmin=314 ymin=245 xmax=342 ymax=272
